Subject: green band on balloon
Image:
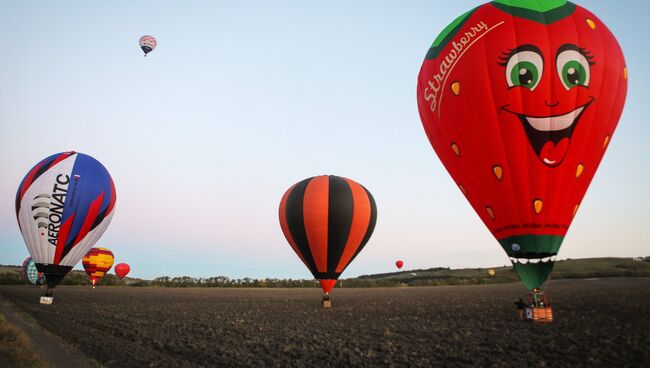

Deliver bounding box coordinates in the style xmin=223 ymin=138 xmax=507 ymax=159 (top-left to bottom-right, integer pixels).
xmin=491 ymin=0 xmax=567 ymax=13
xmin=426 ymin=8 xmax=477 ymax=60
xmin=498 ymin=234 xmax=564 ymax=257
xmin=513 ymin=261 xmax=555 ymax=290
xmin=498 ymin=234 xmax=564 ymax=290
xmin=490 ymin=1 xmax=576 ymax=24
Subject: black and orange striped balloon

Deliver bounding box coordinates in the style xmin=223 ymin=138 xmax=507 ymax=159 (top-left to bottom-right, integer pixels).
xmin=279 ymin=175 xmax=377 ymax=293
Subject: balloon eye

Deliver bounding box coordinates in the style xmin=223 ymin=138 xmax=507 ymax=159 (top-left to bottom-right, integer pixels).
xmin=505 ymin=50 xmax=544 ymax=91
xmin=556 ymin=48 xmax=591 ymax=89
xmin=511 ymin=62 xmax=539 ymax=88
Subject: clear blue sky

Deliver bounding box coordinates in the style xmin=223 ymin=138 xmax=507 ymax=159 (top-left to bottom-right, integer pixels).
xmin=1 ymin=1 xmax=648 ymax=279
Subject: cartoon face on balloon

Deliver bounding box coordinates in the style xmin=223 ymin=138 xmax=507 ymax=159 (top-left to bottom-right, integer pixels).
xmin=498 ymin=43 xmax=596 ymax=167
xmin=417 ymin=1 xmax=627 ymax=290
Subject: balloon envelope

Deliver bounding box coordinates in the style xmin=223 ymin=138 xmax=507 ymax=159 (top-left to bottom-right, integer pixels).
xmin=417 ymin=0 xmax=626 ymax=290
xmin=22 ymin=257 xmax=45 ymax=285
xmin=395 ymin=260 xmax=404 ymax=270
xmin=82 ymin=247 xmax=114 ymax=286
xmin=114 ymin=263 xmax=131 ymax=279
xmin=279 ymin=175 xmax=377 ymax=294
xmin=139 ymin=35 xmax=157 ymax=56
xmin=16 ymin=151 xmax=116 ymax=290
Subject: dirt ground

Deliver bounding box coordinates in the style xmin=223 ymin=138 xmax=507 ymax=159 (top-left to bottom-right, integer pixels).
xmin=1 ymin=278 xmax=648 ymax=367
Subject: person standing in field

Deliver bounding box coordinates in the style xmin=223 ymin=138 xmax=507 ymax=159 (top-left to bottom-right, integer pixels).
xmin=515 ymin=298 xmax=527 ymax=320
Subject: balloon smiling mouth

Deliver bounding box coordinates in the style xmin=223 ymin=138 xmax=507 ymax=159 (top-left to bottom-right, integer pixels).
xmin=503 ymin=98 xmax=593 ymax=167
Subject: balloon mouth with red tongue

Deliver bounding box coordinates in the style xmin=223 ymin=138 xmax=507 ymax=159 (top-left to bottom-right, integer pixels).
xmin=319 ymin=279 xmax=337 ymax=294
xmin=504 ymin=99 xmax=592 ymax=167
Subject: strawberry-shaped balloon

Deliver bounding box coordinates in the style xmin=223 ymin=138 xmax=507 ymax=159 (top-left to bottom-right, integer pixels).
xmin=417 ymin=0 xmax=627 ymax=290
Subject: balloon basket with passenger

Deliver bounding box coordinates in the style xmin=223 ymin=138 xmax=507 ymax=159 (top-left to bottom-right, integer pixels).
xmin=516 ymin=288 xmax=553 ymax=323
xmin=320 ymin=280 xmax=336 ymax=308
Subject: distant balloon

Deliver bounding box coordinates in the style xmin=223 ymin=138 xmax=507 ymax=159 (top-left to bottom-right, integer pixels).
xmin=82 ymin=247 xmax=115 ymax=287
xmin=114 ymin=263 xmax=131 ymax=279
xmin=16 ymin=151 xmax=116 ymax=300
xmin=22 ymin=257 xmax=45 ymax=285
xmin=139 ymin=35 xmax=157 ymax=56
xmin=279 ymin=175 xmax=377 ymax=296
xmin=395 ymin=260 xmax=404 ymax=270
xmin=488 ymin=269 xmax=496 ymax=277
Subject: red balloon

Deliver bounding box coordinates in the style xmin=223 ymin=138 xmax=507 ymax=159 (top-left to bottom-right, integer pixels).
xmin=416 ymin=1 xmax=627 ymax=290
xmin=395 ymin=260 xmax=404 ymax=270
xmin=114 ymin=263 xmax=130 ymax=279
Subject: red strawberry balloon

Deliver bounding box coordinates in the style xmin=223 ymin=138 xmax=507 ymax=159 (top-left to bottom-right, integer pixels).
xmin=417 ymin=0 xmax=627 ymax=290
xmin=395 ymin=260 xmax=404 ymax=270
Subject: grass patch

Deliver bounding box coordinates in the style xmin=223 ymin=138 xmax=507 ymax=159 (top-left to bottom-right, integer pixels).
xmin=0 ymin=313 xmax=44 ymax=368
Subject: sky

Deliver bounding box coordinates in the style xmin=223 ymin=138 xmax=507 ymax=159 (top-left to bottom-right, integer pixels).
xmin=0 ymin=1 xmax=648 ymax=280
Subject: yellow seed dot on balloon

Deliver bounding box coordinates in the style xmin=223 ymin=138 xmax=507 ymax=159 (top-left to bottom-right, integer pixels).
xmin=576 ymin=164 xmax=584 ymax=178
xmin=586 ymin=19 xmax=596 ymax=29
xmin=493 ymin=165 xmax=503 ymax=180
xmin=603 ymin=135 xmax=610 ymax=148
xmin=624 ymin=67 xmax=628 ymax=80
xmin=451 ymin=143 xmax=460 ymax=156
xmin=533 ymin=199 xmax=543 ymax=214
xmin=573 ymin=204 xmax=580 ymax=217
xmin=486 ymin=206 xmax=495 ymax=220
xmin=451 ymin=81 xmax=461 ymax=96
xmin=458 ymin=184 xmax=467 ymax=195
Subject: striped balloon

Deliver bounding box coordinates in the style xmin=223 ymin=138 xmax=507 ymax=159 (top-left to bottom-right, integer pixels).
xmin=139 ymin=35 xmax=157 ymax=56
xmin=279 ymin=175 xmax=377 ymax=294
xmin=22 ymin=256 xmax=45 ymax=285
xmin=82 ymin=247 xmax=114 ymax=286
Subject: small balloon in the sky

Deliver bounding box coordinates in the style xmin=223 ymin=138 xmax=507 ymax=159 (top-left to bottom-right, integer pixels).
xmin=488 ymin=269 xmax=496 ymax=277
xmin=139 ymin=35 xmax=157 ymax=57
xmin=395 ymin=260 xmax=404 ymax=270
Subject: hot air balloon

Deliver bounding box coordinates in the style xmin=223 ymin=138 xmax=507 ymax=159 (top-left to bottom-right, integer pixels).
xmin=417 ymin=0 xmax=626 ymax=311
xmin=139 ymin=35 xmax=157 ymax=56
xmin=488 ymin=269 xmax=496 ymax=277
xmin=114 ymin=263 xmax=130 ymax=279
xmin=279 ymin=175 xmax=377 ymax=307
xmin=395 ymin=260 xmax=404 ymax=270
xmin=16 ymin=151 xmax=116 ymax=303
xmin=82 ymin=247 xmax=115 ymax=287
xmin=22 ymin=257 xmax=45 ymax=285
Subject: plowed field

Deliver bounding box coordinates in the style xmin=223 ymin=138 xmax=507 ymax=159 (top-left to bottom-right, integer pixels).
xmin=1 ymin=278 xmax=648 ymax=367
